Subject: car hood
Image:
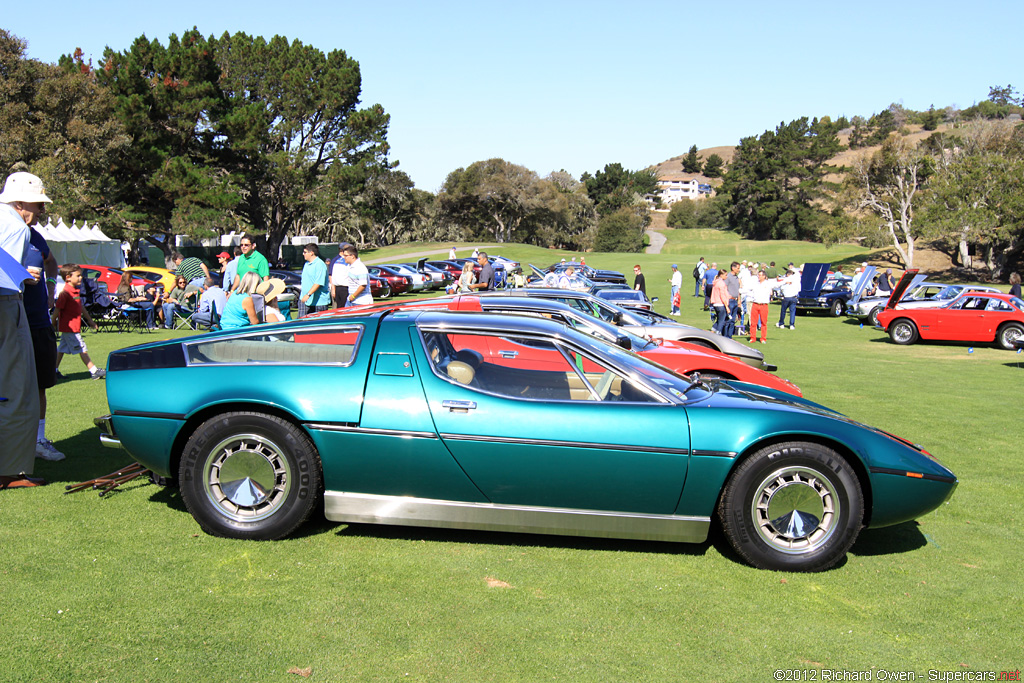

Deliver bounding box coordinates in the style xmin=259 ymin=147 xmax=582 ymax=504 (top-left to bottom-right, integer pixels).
xmin=799 ymin=263 xmax=830 ymax=297
xmin=885 ymin=269 xmax=920 ymax=309
xmin=847 ymin=266 xmax=877 ymax=305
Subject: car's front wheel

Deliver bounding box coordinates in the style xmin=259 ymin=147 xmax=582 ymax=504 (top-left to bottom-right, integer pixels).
xmin=889 ymin=319 xmax=919 ymax=345
xmin=179 ymin=412 xmax=322 ymax=540
xmin=717 ymin=442 xmax=863 ymax=572
xmin=996 ymin=323 xmax=1023 ymax=350
xmin=868 ymin=306 xmax=882 ymax=327
xmin=829 ymin=300 xmax=843 ymax=317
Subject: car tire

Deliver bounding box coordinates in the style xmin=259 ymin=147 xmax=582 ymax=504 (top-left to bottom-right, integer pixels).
xmin=868 ymin=306 xmax=882 ymax=327
xmin=889 ymin=319 xmax=919 ymax=345
xmin=179 ymin=412 xmax=322 ymax=540
xmin=717 ymin=441 xmax=863 ymax=572
xmin=829 ymin=300 xmax=843 ymax=317
xmin=996 ymin=323 xmax=1024 ymax=350
xmin=682 ymin=338 xmax=719 ymax=352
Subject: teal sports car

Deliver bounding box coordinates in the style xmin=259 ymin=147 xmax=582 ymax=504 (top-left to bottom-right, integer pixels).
xmin=96 ymin=307 xmax=956 ymax=572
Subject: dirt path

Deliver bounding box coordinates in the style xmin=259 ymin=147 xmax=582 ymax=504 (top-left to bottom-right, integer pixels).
xmin=645 ymin=229 xmax=666 ymax=254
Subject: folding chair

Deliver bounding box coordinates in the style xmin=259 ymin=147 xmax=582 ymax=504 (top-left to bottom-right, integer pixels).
xmin=172 ymin=306 xmax=198 ymax=330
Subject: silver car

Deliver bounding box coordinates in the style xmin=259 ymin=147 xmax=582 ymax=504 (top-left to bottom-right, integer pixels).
xmin=480 ymin=288 xmax=774 ymax=370
xmin=847 ymin=269 xmax=1000 ymax=326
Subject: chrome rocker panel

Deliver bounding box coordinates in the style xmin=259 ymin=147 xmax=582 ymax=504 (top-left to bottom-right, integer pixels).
xmin=324 ymin=491 xmax=710 ymax=544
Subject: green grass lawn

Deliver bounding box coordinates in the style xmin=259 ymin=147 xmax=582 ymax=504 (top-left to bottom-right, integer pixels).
xmin=3 ymin=242 xmax=1022 ymax=682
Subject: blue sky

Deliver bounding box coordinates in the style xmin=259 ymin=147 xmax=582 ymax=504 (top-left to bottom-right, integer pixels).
xmin=6 ymin=0 xmax=1019 ymax=192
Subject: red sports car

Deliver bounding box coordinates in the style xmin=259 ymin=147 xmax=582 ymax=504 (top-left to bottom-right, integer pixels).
xmin=313 ymin=294 xmax=802 ymax=396
xmin=878 ymin=273 xmax=1024 ymax=350
xmin=80 ymin=264 xmax=147 ymax=292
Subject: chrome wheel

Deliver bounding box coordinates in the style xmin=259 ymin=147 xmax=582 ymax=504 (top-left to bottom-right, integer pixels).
xmin=179 ymin=412 xmax=322 ymax=539
xmin=751 ymin=466 xmax=838 ymax=554
xmin=202 ymin=433 xmax=291 ymax=523
xmin=997 ymin=323 xmax=1023 ymax=350
xmin=890 ymin=320 xmax=918 ymax=345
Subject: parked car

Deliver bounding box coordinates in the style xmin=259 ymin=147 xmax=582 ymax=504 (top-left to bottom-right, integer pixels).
xmin=267 ymin=268 xmax=302 ymax=298
xmin=487 ymin=288 xmax=773 ymax=371
xmin=379 ymin=263 xmax=430 ymax=292
xmin=79 ymin=265 xmax=147 ymax=293
xmin=96 ymin=307 xmax=955 ymax=571
xmin=369 ymin=274 xmax=391 ymax=299
xmin=592 ymin=287 xmax=654 ymax=311
xmin=847 ymin=270 xmax=1000 ymax=327
xmin=541 ymin=261 xmax=627 ymax=285
xmin=796 ymin=263 xmax=854 ymax=317
xmin=443 ymin=295 xmax=801 ymax=395
xmin=123 ymin=265 xmax=176 ymax=293
xmin=426 ymin=260 xmax=465 ymax=280
xmin=877 ymin=280 xmax=1024 ymax=350
xmin=367 ymin=265 xmax=411 ymax=296
xmin=407 ymin=259 xmax=453 ymax=290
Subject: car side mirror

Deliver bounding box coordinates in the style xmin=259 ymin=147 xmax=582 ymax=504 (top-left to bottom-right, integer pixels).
xmin=612 ymin=311 xmax=623 ymax=325
xmin=615 ymin=334 xmax=631 ymax=350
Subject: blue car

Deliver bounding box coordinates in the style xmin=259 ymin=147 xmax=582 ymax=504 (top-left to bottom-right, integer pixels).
xmin=95 ymin=306 xmax=956 ymax=572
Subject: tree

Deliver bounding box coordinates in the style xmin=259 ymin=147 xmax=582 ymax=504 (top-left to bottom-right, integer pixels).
xmin=921 ymin=105 xmax=942 ymax=131
xmin=681 ymin=144 xmax=703 ymax=174
xmin=666 ymin=199 xmax=698 ymax=230
xmin=593 ymin=206 xmax=645 ymax=252
xmin=211 ymin=31 xmax=391 ymax=258
xmin=438 ymin=158 xmax=542 ymax=243
xmin=848 ymin=134 xmax=934 ymax=268
xmin=1 ymin=31 xmax=129 ymax=227
xmin=987 ymin=84 xmax=1020 ymax=107
xmin=702 ymin=154 xmax=724 ymax=178
xmin=582 ymin=163 xmax=659 ymax=215
xmin=720 ymin=117 xmax=843 ymax=240
xmin=921 ymin=120 xmax=1024 ymax=278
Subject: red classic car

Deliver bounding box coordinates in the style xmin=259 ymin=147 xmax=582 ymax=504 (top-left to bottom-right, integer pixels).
xmin=79 ymin=264 xmax=148 ymax=292
xmin=877 ymin=273 xmax=1024 ymax=350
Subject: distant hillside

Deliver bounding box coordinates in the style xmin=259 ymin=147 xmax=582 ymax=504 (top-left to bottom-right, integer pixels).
xmin=652 ymin=123 xmax=953 ymax=183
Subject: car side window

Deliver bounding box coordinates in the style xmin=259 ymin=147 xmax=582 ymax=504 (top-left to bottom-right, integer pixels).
xmin=185 ymin=326 xmax=361 ymax=366
xmin=420 ymin=330 xmax=656 ymax=403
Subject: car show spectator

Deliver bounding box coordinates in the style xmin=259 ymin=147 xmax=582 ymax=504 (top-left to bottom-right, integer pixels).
xmin=877 ymin=268 xmax=894 ymax=294
xmin=557 ymin=266 xmax=577 ymax=289
xmin=172 ymin=252 xmax=209 ymax=288
xmin=1 ymin=171 xmax=48 ymax=488
xmin=230 ymin=236 xmax=269 ymax=293
xmin=749 ymin=269 xmax=773 ymax=344
xmin=53 ymin=264 xmax=104 ymax=380
xmin=710 ymin=270 xmax=730 ymax=335
xmin=115 ymin=271 xmax=158 ymax=330
xmin=633 ymin=264 xmax=646 ymax=296
xmin=221 ymin=247 xmax=241 ymax=293
xmin=298 ymin=243 xmax=330 ymax=317
xmin=457 ymin=262 xmax=475 ymax=293
xmin=192 ymin=276 xmax=226 ymax=328
xmin=161 ymin=275 xmax=198 ymax=328
xmin=469 ymin=251 xmax=494 ymax=291
xmin=330 ymin=243 xmax=352 ymax=308
xmin=448 ymin=245 xmax=457 ymax=259
xmin=341 ymin=245 xmax=373 ymax=306
xmin=669 ymin=264 xmax=682 ymax=315
xmin=25 ymin=222 xmax=62 ymax=460
xmin=725 ymin=261 xmax=741 ymax=337
xmin=258 ymin=277 xmax=288 ymax=322
xmin=220 ymin=271 xmax=262 ymax=329
xmin=702 ymin=262 xmax=718 ymax=311
xmin=1009 ymin=272 xmax=1021 ymax=298
xmin=777 ymin=267 xmax=800 ymax=329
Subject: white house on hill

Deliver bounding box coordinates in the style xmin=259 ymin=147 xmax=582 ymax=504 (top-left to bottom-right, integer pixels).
xmin=651 ymin=174 xmax=713 ymax=206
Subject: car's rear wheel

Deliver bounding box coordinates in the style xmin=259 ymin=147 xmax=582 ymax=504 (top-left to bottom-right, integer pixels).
xmin=889 ymin=319 xmax=919 ymax=345
xmin=829 ymin=300 xmax=843 ymax=317
xmin=996 ymin=323 xmax=1023 ymax=350
xmin=868 ymin=306 xmax=882 ymax=327
xmin=682 ymin=338 xmax=718 ymax=352
xmin=717 ymin=442 xmax=863 ymax=572
xmin=378 ymin=283 xmax=392 ymax=299
xmin=179 ymin=412 xmax=322 ymax=540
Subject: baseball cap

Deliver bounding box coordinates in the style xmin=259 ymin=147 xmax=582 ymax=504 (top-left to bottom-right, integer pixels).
xmin=216 ymin=251 xmax=231 ymax=259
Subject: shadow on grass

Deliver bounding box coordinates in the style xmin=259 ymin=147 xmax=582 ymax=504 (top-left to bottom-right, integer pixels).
xmin=331 ymin=521 xmax=712 ymax=558
xmin=848 ymin=521 xmax=927 ymax=557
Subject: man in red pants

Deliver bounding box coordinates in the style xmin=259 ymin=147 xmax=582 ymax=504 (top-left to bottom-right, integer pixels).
xmin=749 ymin=269 xmax=773 ymax=344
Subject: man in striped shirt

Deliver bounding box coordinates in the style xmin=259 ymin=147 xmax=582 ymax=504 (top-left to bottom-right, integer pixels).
xmin=172 ymin=252 xmax=210 ymax=288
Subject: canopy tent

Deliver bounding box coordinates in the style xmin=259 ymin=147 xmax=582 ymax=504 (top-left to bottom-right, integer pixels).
xmin=34 ymin=218 xmax=125 ymax=268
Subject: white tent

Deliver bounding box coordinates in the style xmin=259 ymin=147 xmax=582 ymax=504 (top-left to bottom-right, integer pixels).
xmin=36 ymin=218 xmax=125 ymax=267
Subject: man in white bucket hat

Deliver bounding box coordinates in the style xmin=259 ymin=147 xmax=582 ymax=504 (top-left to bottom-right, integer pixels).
xmin=0 ymin=172 xmax=52 ymax=489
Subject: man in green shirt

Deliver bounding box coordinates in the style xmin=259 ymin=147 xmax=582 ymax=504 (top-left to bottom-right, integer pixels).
xmin=231 ymin=236 xmax=269 ymax=293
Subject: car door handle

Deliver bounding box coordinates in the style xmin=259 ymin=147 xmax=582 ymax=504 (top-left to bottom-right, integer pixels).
xmin=499 ymin=350 xmax=518 ymax=359
xmin=442 ymin=400 xmax=477 ymax=411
